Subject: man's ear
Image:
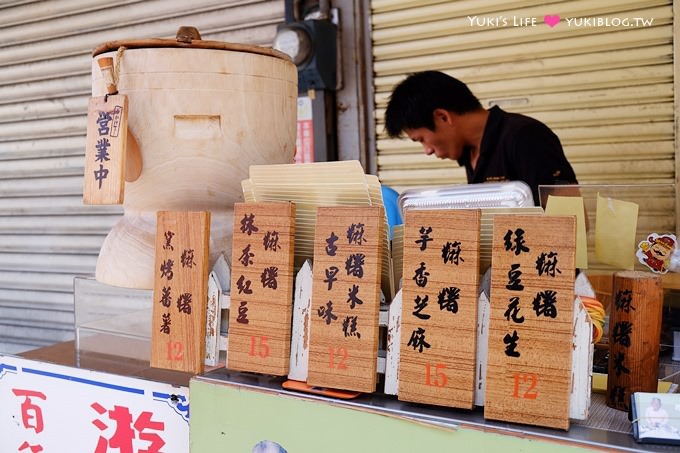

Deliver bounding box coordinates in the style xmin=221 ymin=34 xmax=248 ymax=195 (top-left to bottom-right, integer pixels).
xmin=433 ymin=108 xmax=453 ymax=125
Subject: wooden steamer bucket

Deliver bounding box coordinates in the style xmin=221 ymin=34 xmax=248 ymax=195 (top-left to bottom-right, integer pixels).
xmin=89 ymin=28 xmax=297 ymax=289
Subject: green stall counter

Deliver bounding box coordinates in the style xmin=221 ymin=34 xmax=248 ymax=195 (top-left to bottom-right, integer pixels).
xmin=189 ymin=370 xmax=649 ymax=453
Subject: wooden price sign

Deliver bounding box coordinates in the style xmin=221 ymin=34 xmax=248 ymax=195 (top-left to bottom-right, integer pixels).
xmin=398 ymin=209 xmax=481 ymax=409
xmin=227 ymin=202 xmax=296 ymax=376
xmin=150 ymin=211 xmax=210 ymax=374
xmin=307 ymin=206 xmax=384 ymax=393
xmin=484 ymin=214 xmax=576 ymax=430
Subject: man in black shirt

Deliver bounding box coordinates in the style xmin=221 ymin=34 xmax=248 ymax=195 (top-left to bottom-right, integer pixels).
xmin=384 ymin=70 xmax=578 ymax=205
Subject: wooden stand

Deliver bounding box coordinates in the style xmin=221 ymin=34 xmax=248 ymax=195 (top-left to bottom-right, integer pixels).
xmin=606 ymin=270 xmax=663 ymax=411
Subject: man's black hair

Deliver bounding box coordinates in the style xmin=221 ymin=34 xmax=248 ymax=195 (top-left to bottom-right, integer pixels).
xmin=384 ymin=71 xmax=482 ymax=138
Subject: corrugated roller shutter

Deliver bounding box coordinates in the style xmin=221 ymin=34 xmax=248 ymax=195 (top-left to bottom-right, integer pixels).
xmin=0 ymin=0 xmax=284 ymax=353
xmin=371 ymin=0 xmax=675 ymax=197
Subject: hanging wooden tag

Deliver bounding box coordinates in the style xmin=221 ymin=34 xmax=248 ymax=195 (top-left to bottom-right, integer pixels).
xmin=83 ymin=94 xmax=128 ymax=204
xmin=150 ymin=211 xmax=210 ymax=374
xmin=83 ymin=57 xmax=127 ymax=205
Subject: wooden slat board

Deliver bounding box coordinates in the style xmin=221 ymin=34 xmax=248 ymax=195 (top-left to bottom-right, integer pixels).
xmin=606 ymin=271 xmax=663 ymax=411
xmin=150 ymin=211 xmax=210 ymax=374
xmin=307 ymin=206 xmax=384 ymax=393
xmin=83 ymin=94 xmax=127 ymax=205
xmin=484 ymin=214 xmax=576 ymax=430
xmin=398 ymin=209 xmax=481 ymax=408
xmin=227 ymin=202 xmax=296 ymax=376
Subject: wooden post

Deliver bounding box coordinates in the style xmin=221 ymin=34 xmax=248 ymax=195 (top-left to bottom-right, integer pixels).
xmin=606 ymin=270 xmax=663 ymax=411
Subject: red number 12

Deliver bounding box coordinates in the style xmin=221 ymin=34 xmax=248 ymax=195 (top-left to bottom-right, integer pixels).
xmin=512 ymin=372 xmax=538 ymax=399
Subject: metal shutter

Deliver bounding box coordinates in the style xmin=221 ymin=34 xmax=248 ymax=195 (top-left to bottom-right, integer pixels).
xmin=0 ymin=0 xmax=284 ymax=353
xmin=371 ymin=1 xmax=675 ymax=203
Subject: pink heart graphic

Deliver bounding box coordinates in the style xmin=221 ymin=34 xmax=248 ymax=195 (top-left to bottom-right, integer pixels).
xmin=544 ymin=14 xmax=560 ymax=27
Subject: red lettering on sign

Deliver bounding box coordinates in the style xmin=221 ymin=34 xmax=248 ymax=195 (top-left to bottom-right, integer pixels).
xmin=328 ymin=346 xmax=348 ymax=370
xmin=512 ymin=372 xmax=539 ymax=399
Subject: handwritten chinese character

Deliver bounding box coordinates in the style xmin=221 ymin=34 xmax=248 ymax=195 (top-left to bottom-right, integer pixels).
xmin=160 ymin=313 xmax=171 ymax=334
xmin=412 ymin=295 xmax=430 ymax=320
xmin=240 ymin=213 xmax=259 ymax=235
xmin=442 ymin=241 xmax=464 ymax=265
xmin=415 ymin=226 xmax=433 ymax=251
xmin=609 ymin=386 xmax=627 ymax=409
xmin=503 ymin=330 xmax=521 ymax=357
xmin=504 ymin=228 xmax=530 ymax=255
xmin=612 ymin=351 xmax=630 ymax=377
xmin=318 ymin=301 xmax=338 ymax=325
xmin=12 ymin=389 xmax=46 ymax=433
xmin=407 ymin=327 xmax=431 ymax=353
xmin=612 ymin=321 xmax=633 ymax=347
xmin=614 ymin=289 xmax=635 ymax=313
xmin=345 ymin=253 xmax=366 ymax=278
xmin=412 ymin=262 xmax=429 ymax=288
xmin=176 ymin=293 xmax=192 ymax=314
xmin=180 ymin=249 xmax=196 ymax=268
xmin=236 ymin=275 xmax=253 ymax=294
xmin=347 ymin=223 xmax=367 ymax=245
xmin=237 ymin=301 xmax=249 ymax=324
xmin=94 ymin=164 xmax=109 ymax=189
xmin=239 ymin=244 xmax=254 ymax=267
xmin=437 ymin=286 xmax=460 ymax=313
xmin=504 ymin=296 xmax=525 ymax=323
xmin=159 ymin=259 xmax=174 ymax=280
xmin=532 ymin=290 xmax=558 ymax=318
xmin=535 ymin=251 xmax=561 ymax=277
xmin=342 ymin=315 xmax=361 ymax=338
xmin=261 ymin=266 xmax=279 ymax=289
xmin=505 ymin=263 xmax=524 ymax=291
xmin=97 ymin=111 xmax=112 ymax=135
xmin=95 ymin=138 xmax=111 ymax=162
xmin=346 ymin=284 xmax=364 ymax=309
xmin=262 ymin=230 xmax=281 ymax=251
xmin=163 ymin=231 xmax=174 ymax=251
xmin=324 ymin=266 xmax=339 ymax=290
xmin=159 ymin=286 xmax=172 ymax=307
xmin=91 ymin=403 xmax=165 ymax=453
xmin=18 ymin=441 xmax=43 ymax=452
xmin=325 ymin=232 xmax=339 ymax=256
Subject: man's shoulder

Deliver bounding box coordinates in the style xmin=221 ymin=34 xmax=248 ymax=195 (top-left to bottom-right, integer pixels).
xmin=492 ymin=106 xmax=550 ymax=132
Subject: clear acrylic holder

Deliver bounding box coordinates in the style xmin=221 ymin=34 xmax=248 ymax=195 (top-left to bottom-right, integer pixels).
xmin=74 ymin=276 xmax=152 ymax=365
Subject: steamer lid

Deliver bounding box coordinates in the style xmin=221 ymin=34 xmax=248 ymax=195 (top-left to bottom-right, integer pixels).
xmin=92 ymin=26 xmax=291 ymax=62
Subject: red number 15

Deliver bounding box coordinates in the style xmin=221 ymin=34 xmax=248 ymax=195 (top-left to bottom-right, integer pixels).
xmin=249 ymin=336 xmax=270 ymax=358
xmin=425 ymin=363 xmax=447 ymax=387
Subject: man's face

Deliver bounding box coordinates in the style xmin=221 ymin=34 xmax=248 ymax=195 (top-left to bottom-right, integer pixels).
xmin=404 ymin=111 xmax=465 ymax=161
